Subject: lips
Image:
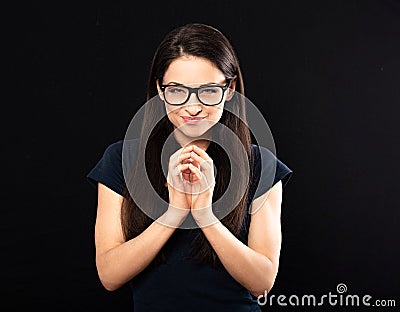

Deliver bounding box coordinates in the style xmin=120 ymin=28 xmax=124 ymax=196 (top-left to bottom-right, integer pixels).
xmin=181 ymin=116 xmax=206 ymax=121
xmin=181 ymin=116 xmax=206 ymax=124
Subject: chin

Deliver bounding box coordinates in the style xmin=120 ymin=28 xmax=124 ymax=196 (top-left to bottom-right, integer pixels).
xmin=178 ymin=127 xmax=209 ymax=138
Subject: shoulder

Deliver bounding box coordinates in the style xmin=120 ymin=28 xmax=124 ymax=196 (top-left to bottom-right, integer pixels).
xmin=251 ymin=144 xmax=277 ymax=177
xmin=86 ymin=139 xmax=140 ymax=196
xmin=103 ymin=138 xmax=140 ymax=161
xmin=103 ymin=140 xmax=123 ymax=159
xmin=251 ymin=144 xmax=276 ymax=165
xmin=250 ymin=144 xmax=293 ymax=201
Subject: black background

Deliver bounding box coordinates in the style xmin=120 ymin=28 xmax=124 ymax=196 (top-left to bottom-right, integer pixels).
xmin=4 ymin=0 xmax=400 ymax=311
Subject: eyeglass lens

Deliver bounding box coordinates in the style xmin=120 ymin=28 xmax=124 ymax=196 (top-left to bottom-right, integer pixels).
xmin=164 ymin=86 xmax=224 ymax=105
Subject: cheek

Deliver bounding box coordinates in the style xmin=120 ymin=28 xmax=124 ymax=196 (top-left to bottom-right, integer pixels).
xmin=210 ymin=107 xmax=224 ymax=121
xmin=165 ymin=105 xmax=180 ymax=116
xmin=165 ymin=108 xmax=183 ymax=127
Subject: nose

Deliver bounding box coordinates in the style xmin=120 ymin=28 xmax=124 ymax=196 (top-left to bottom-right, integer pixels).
xmin=184 ymin=93 xmax=202 ymax=115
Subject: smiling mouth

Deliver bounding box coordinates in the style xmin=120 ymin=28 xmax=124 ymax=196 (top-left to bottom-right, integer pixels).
xmin=181 ymin=116 xmax=206 ymax=124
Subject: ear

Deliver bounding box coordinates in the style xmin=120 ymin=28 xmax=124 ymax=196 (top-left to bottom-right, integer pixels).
xmin=156 ymin=80 xmax=165 ymax=101
xmin=225 ymin=79 xmax=236 ymax=101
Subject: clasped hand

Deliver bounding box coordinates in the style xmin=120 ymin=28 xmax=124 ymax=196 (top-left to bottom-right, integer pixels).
xmin=166 ymin=144 xmax=215 ymax=222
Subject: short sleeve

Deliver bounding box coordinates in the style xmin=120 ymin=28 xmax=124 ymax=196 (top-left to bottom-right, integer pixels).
xmin=86 ymin=140 xmax=125 ymax=196
xmin=252 ymin=145 xmax=293 ymax=200
xmin=274 ymin=157 xmax=293 ymax=188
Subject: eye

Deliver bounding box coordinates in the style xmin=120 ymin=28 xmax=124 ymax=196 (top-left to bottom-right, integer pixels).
xmin=167 ymin=87 xmax=186 ymax=94
xmin=200 ymin=87 xmax=218 ymax=94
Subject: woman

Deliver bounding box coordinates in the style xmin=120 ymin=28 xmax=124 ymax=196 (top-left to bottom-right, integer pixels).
xmin=87 ymin=23 xmax=293 ymax=311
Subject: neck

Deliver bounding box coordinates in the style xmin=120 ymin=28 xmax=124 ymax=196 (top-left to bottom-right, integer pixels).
xmin=173 ymin=130 xmax=211 ymax=151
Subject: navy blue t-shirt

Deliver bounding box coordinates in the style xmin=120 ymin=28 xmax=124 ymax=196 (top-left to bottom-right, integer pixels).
xmin=87 ymin=140 xmax=293 ymax=312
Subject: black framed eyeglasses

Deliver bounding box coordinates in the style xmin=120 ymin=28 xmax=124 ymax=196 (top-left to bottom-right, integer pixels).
xmin=160 ymin=80 xmax=232 ymax=106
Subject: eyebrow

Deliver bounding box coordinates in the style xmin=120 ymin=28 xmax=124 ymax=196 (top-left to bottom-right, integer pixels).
xmin=163 ymin=81 xmax=226 ymax=86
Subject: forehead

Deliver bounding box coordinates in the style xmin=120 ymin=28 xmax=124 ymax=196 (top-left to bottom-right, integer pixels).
xmin=163 ymin=55 xmax=225 ymax=85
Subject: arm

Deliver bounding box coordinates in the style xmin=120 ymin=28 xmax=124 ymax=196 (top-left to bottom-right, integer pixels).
xmin=198 ymin=181 xmax=283 ymax=297
xmin=94 ymin=183 xmax=184 ymax=291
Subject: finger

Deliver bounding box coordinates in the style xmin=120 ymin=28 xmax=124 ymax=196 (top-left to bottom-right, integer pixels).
xmin=177 ymin=152 xmax=194 ymax=164
xmin=191 ymin=145 xmax=212 ymax=161
xmin=177 ymin=164 xmax=190 ymax=179
xmin=187 ymin=151 xmax=204 ymax=168
xmin=197 ymin=162 xmax=215 ymax=191
xmin=167 ymin=164 xmax=182 ymax=186
xmin=187 ymin=164 xmax=208 ymax=186
xmin=177 ymin=163 xmax=191 ymax=175
xmin=173 ymin=152 xmax=195 ymax=170
xmin=182 ymin=159 xmax=214 ymax=188
xmin=173 ymin=164 xmax=189 ymax=182
xmin=179 ymin=163 xmax=198 ymax=174
xmin=168 ymin=153 xmax=190 ymax=185
xmin=187 ymin=163 xmax=202 ymax=180
xmin=190 ymin=153 xmax=214 ymax=178
xmin=167 ymin=148 xmax=194 ymax=193
xmin=168 ymin=165 xmax=193 ymax=194
xmin=169 ymin=148 xmax=185 ymax=170
xmin=191 ymin=170 xmax=214 ymax=195
xmin=178 ymin=163 xmax=200 ymax=180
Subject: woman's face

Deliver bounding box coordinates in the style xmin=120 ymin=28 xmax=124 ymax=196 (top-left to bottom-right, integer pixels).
xmin=157 ymin=55 xmax=234 ymax=140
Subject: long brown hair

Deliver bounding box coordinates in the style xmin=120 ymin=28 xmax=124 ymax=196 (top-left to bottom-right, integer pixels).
xmin=121 ymin=23 xmax=254 ymax=269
